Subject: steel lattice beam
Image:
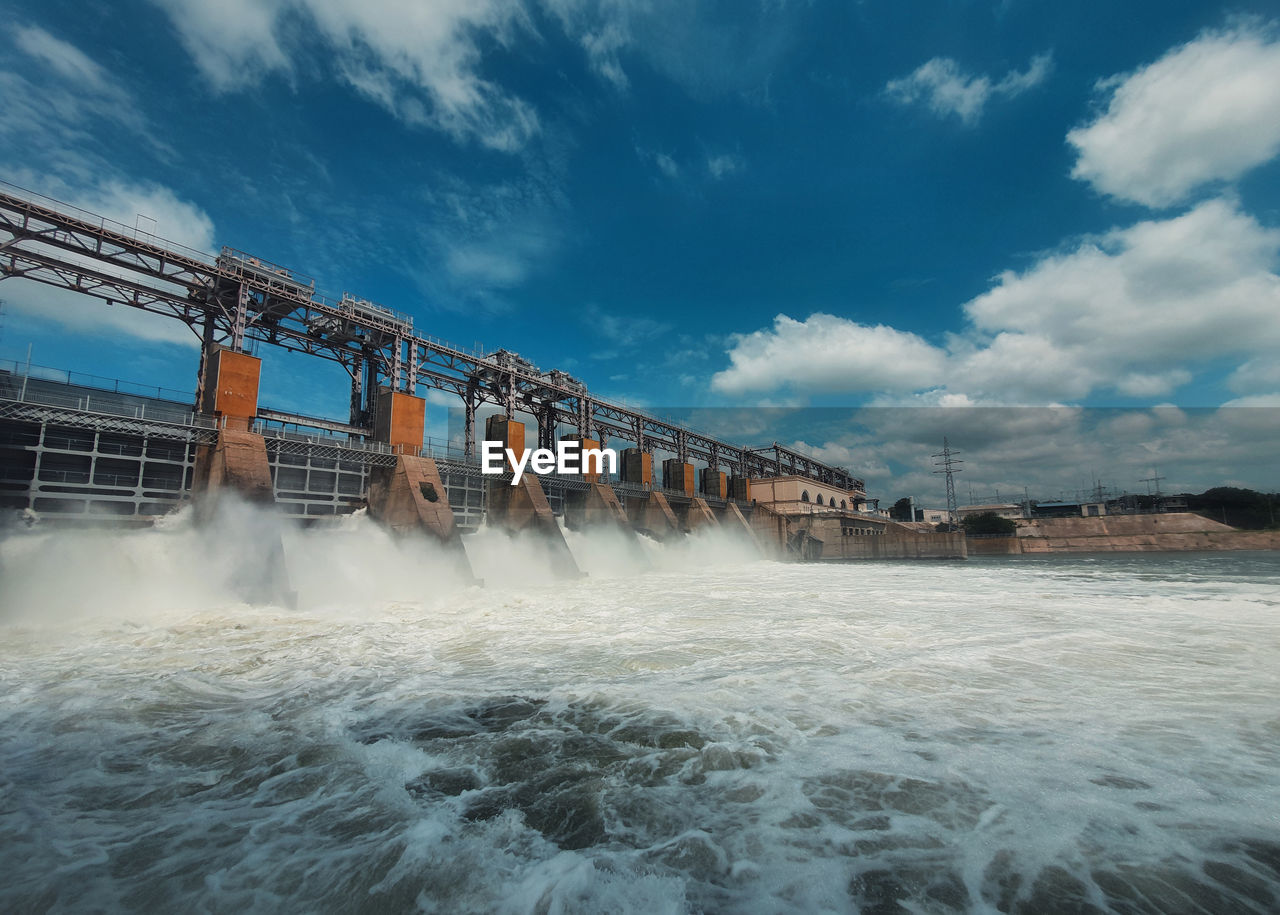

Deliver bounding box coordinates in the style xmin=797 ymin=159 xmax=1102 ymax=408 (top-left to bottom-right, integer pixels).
xmin=0 ymin=184 xmax=863 ymax=492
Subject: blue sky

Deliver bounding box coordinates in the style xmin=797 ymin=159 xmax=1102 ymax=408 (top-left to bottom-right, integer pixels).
xmin=2 ymin=0 xmax=1279 ymax=500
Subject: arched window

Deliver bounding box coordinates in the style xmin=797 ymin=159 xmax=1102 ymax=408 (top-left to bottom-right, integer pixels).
xmin=816 ymin=494 xmax=824 ymax=505
xmin=801 ymin=490 xmax=810 ymax=502
xmin=841 ymin=500 xmax=847 ymax=509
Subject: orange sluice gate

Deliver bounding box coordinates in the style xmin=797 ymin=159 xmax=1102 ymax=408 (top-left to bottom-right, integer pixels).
xmin=621 ymin=448 xmax=652 ymax=487
xmin=561 ymin=436 xmax=602 ymax=480
xmin=663 ymin=459 xmax=695 ymax=495
xmin=376 ymin=391 xmax=426 ymax=455
xmin=204 ymin=349 xmax=261 ymax=428
xmin=485 ymin=415 xmax=526 ymax=469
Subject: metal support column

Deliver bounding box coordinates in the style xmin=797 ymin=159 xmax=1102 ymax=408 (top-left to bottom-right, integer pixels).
xmin=195 ymin=312 xmax=216 ymax=410
xmin=230 ymin=281 xmax=248 ymax=351
xmin=349 ymin=354 xmax=365 ymax=429
xmin=537 ymin=403 xmax=555 ymax=451
xmin=463 ymin=381 xmax=477 ymax=458
xmin=390 ymin=336 xmax=404 ymax=394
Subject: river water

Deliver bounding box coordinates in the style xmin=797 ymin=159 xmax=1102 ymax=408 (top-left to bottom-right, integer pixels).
xmin=2 ymin=507 xmax=1278 ymax=913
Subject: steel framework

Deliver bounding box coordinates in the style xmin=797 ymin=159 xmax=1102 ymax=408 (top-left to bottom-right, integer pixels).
xmin=0 ymin=182 xmax=861 ymax=491
xmin=932 ymin=436 xmax=962 ymax=528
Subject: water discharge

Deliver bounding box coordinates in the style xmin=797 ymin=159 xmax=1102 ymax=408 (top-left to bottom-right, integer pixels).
xmin=1 ymin=507 xmax=1278 ymax=912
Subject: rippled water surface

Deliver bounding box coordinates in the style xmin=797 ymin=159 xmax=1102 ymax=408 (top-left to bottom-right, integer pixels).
xmin=2 ymin=509 xmax=1279 ymax=913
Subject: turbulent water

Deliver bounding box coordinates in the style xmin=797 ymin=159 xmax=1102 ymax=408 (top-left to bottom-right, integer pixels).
xmin=2 ymin=507 xmax=1279 ymax=914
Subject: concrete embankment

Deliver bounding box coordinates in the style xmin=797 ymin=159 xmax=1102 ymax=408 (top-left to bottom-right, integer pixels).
xmin=794 ymin=516 xmax=967 ymax=560
xmin=967 ymin=513 xmax=1280 ymax=554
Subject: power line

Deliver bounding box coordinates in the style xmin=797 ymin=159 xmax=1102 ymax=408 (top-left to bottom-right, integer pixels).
xmin=1139 ymin=467 xmax=1166 ymax=513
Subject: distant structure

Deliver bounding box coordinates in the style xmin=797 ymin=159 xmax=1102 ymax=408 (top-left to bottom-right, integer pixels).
xmin=932 ymin=437 xmax=962 ymax=528
xmin=1140 ymin=468 xmax=1167 ymax=513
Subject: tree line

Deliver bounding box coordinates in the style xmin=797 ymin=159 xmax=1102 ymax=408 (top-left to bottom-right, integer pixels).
xmin=888 ymin=488 xmax=1279 ymax=531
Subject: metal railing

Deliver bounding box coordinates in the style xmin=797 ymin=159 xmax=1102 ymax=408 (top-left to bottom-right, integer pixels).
xmin=0 ymin=179 xmax=217 ymax=265
xmin=0 ymin=376 xmax=216 ymax=429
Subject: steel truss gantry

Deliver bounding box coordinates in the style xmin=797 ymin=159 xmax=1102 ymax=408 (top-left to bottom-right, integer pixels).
xmin=0 ymin=183 xmax=862 ymax=491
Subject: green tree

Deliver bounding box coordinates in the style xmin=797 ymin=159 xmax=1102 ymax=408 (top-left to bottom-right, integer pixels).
xmin=1186 ymin=488 xmax=1279 ymax=529
xmin=890 ymin=497 xmax=913 ymax=521
xmin=962 ymin=512 xmax=1017 ymax=536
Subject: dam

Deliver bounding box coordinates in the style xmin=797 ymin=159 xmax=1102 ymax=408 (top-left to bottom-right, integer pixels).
xmin=0 ymin=182 xmax=964 ymax=565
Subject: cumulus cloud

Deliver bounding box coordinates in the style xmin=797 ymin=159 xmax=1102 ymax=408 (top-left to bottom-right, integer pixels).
xmin=711 ymin=314 xmax=947 ymax=396
xmin=148 ymin=0 xmax=288 ymax=89
xmin=885 ymin=52 xmax=1052 ymax=125
xmin=152 ymin=0 xmax=539 ymax=151
xmin=1068 ymin=24 xmax=1280 ymax=207
xmin=2 ymin=171 xmax=216 ymax=344
xmin=714 ymin=199 xmax=1280 ymax=405
xmin=80 ymin=180 xmax=217 ymax=253
xmin=3 ymin=279 xmax=200 ymax=348
xmin=959 ymin=199 xmax=1280 ymax=395
xmin=1228 ymin=358 xmax=1280 ymax=395
xmin=789 ymin=403 xmax=1280 ymax=502
xmin=1 ymin=24 xmax=154 ymax=159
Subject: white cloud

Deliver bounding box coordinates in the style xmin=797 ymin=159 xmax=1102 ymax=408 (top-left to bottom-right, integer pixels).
xmin=149 ymin=0 xmax=289 ymax=89
xmin=13 ymin=25 xmax=114 ymax=93
xmin=711 ymin=314 xmax=947 ymax=396
xmin=3 ymin=279 xmax=200 ymax=348
xmin=634 ymin=146 xmax=681 ymax=179
xmin=959 ymin=199 xmax=1280 ymax=397
xmin=2 ymin=174 xmax=216 ymax=345
xmin=544 ymin=0 xmax=797 ymax=102
xmin=714 ymin=199 xmax=1280 ymax=405
xmin=1068 ymin=24 xmax=1280 ymax=207
xmin=81 ymin=181 xmax=217 ymax=254
xmin=654 ymin=153 xmax=680 ymax=179
xmin=794 ymin=403 xmax=1280 ymax=503
xmin=885 ymin=53 xmax=1052 ymax=125
xmin=1221 ymin=393 xmax=1280 ymax=408
xmin=416 ymin=173 xmax=564 ymax=310
xmin=152 ymin=0 xmax=539 ymax=151
xmin=1 ymin=25 xmax=152 ymax=158
xmin=706 ymin=153 xmax=745 ymax=180
xmin=1228 ymin=358 xmax=1280 ymax=394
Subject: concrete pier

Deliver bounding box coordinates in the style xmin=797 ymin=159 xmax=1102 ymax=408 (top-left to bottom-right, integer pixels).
xmin=716 ymin=501 xmax=763 ymax=552
xmin=191 ymin=347 xmax=294 ymax=605
xmin=367 ymin=454 xmax=476 ymax=581
xmin=192 ymin=347 xmax=274 ymax=510
xmin=679 ymin=496 xmax=719 ymax=531
xmin=625 ymin=490 xmax=679 ymax=540
xmin=485 ymin=415 xmax=580 ymax=577
xmin=364 ymin=387 xmax=477 ymax=580
xmin=565 ymin=481 xmax=630 ymax=531
xmin=193 ymin=429 xmax=275 ymax=507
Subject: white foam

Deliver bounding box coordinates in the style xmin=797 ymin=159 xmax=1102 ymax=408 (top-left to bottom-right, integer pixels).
xmin=2 ymin=509 xmax=1279 ymax=912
